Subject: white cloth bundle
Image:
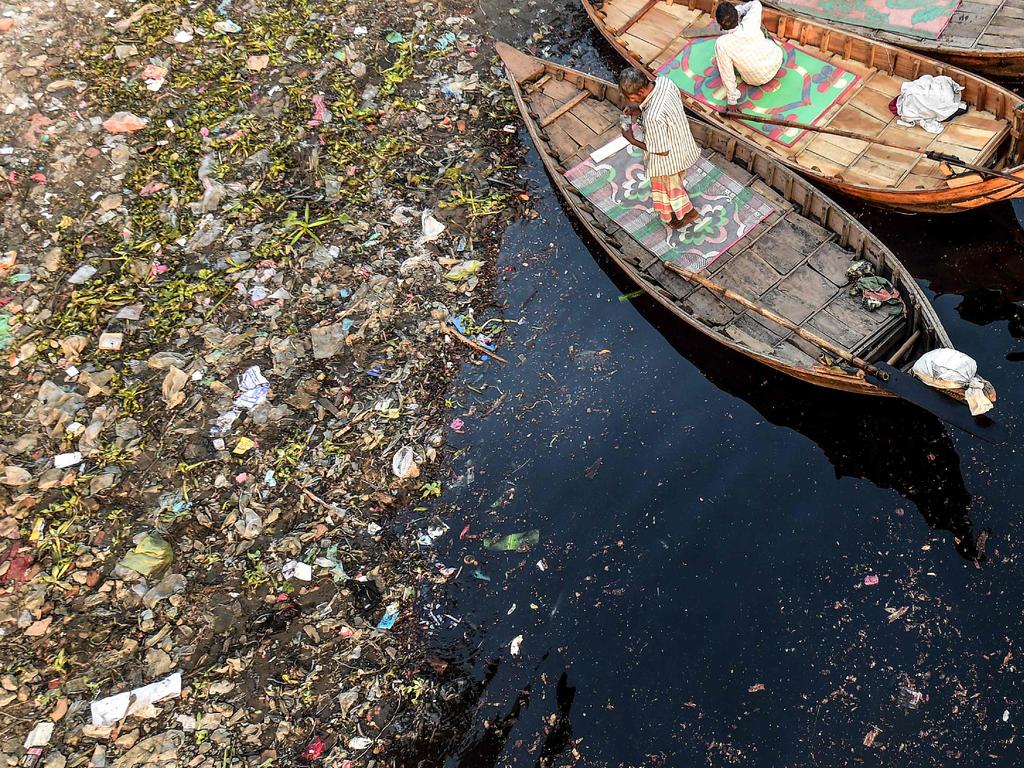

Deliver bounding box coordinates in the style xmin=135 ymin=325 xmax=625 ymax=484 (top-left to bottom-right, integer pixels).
xmin=896 ymin=75 xmax=966 ymax=134
xmin=911 ymin=348 xmax=993 ymax=416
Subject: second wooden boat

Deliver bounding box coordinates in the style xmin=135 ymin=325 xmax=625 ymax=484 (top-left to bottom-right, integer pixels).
xmin=768 ymin=0 xmax=1024 ymax=80
xmin=496 ymin=42 xmax=997 ymax=420
xmin=584 ymin=0 xmax=1024 ymax=213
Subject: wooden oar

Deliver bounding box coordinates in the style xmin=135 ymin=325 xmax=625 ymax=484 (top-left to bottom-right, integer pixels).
xmin=724 ymin=111 xmax=1024 ymax=184
xmin=926 ymin=150 xmax=1024 ymax=185
xmin=664 ymin=261 xmax=1006 ymax=443
xmin=721 ymin=109 xmax=923 ymax=153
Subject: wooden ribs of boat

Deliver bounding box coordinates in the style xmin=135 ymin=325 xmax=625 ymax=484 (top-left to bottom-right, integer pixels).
xmin=583 ymin=0 xmax=1024 ymax=213
xmin=495 ymin=41 xmax=956 ymax=396
xmin=767 ymin=0 xmax=1024 ymax=80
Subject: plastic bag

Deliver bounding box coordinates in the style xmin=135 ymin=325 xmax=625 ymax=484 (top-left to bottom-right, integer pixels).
xmin=118 ymin=533 xmax=174 ymax=577
xmin=484 ymin=529 xmax=540 ymax=552
xmin=911 ymin=348 xmax=994 ymax=416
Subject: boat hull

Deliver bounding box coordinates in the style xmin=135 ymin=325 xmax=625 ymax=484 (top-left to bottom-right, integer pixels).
xmin=582 ymin=0 xmax=1024 ymax=214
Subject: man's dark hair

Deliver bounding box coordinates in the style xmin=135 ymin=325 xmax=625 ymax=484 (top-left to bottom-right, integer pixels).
xmin=618 ymin=68 xmax=649 ymax=96
xmin=716 ymin=2 xmax=739 ymax=29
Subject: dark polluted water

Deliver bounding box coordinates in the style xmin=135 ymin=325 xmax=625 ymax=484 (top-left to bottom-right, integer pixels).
xmin=406 ymin=14 xmax=1024 ymax=768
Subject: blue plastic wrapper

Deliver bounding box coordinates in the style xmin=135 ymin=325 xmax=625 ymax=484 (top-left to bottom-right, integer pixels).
xmin=377 ymin=606 xmax=400 ymax=630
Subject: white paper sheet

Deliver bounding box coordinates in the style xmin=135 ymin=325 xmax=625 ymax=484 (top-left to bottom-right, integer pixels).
xmin=589 ymin=135 xmax=629 ymax=164
xmin=90 ymin=671 xmax=182 ymax=726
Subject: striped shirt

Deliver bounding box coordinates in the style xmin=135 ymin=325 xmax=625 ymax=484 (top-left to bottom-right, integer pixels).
xmin=639 ymin=75 xmax=702 ymax=178
xmin=714 ymin=1 xmax=784 ymax=106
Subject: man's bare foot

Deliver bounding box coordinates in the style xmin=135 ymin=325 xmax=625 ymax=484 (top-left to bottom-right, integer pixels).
xmin=667 ymin=209 xmax=700 ymax=229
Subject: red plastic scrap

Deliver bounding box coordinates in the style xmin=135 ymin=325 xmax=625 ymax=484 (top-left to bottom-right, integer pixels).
xmin=0 ymin=539 xmax=34 ymax=584
xmin=301 ymin=736 xmax=326 ymax=762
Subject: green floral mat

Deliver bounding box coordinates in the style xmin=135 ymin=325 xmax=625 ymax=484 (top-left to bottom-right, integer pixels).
xmin=657 ymin=38 xmax=860 ymax=147
xmin=564 ymin=140 xmax=777 ymax=272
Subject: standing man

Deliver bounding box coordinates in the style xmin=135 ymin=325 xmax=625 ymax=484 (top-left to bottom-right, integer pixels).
xmin=714 ymin=0 xmax=785 ymax=107
xmin=618 ymin=68 xmax=703 ymax=229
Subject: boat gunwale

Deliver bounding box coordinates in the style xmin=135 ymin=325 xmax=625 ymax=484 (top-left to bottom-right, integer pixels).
xmin=496 ymin=43 xmax=954 ymax=395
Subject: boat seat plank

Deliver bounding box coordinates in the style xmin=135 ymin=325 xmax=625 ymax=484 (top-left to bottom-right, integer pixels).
xmin=978 ymin=31 xmax=1024 ymax=46
xmin=746 ymin=234 xmax=803 ymax=274
xmin=544 ymin=123 xmax=583 ymax=163
xmin=802 ymin=132 xmax=869 ymax=159
xmin=849 ymin=144 xmax=921 ymax=186
xmin=705 ymin=151 xmax=757 ymax=186
xmin=927 ymin=138 xmax=983 ymax=163
xmin=862 ymin=71 xmax=903 ymax=98
xmin=822 ymin=292 xmax=891 ymax=338
xmin=620 ymin=33 xmax=665 ymax=63
xmin=610 ymin=0 xmax=649 ymax=15
xmin=773 ymin=339 xmax=822 ymax=368
xmin=659 ymin=1 xmax=707 ymax=22
xmin=761 ymin=286 xmax=815 ymax=329
xmin=760 ymin=283 xmax=818 ymax=324
xmin=806 ymin=309 xmax=864 ymax=348
xmin=827 ymin=53 xmax=872 ymax=80
xmin=598 ymin=5 xmax=632 ymax=31
xmin=650 ymin=21 xmax=708 ymax=68
xmin=787 ymin=332 xmax=840 ymax=363
xmin=939 ymin=121 xmax=1004 ymax=151
xmin=808 ymin=241 xmax=855 ymax=286
xmin=725 ymin=313 xmax=786 ymax=348
xmin=714 ymin=252 xmax=783 ymax=298
xmin=529 ymin=92 xmax=560 ymax=116
xmin=628 ymin=9 xmax=689 ymax=50
xmin=744 ymin=216 xmax=829 ymax=273
xmin=956 ymin=112 xmax=1011 ymax=132
xmin=796 ymin=148 xmax=849 ymax=179
xmin=542 ymin=78 xmax=585 ymax=103
xmin=722 ymin=323 xmax=777 ymax=356
xmin=830 ymin=104 xmax=888 ymax=138
xmin=877 ymin=124 xmax=936 ymax=152
xmin=898 ymin=171 xmax=941 ymax=191
xmin=748 ymin=179 xmax=791 ymax=211
xmin=567 ymin=125 xmax=627 ymax=168
xmin=683 ymin=286 xmax=738 ymax=326
xmin=720 ymin=211 xmax=789 ymax=264
xmin=647 ymin=259 xmax=699 ymax=300
xmin=847 ymin=86 xmax=899 ymax=123
xmin=552 ymin=109 xmax=602 ymax=143
xmin=776 ymin=263 xmax=841 ymax=308
xmin=571 ymin=100 xmax=619 ymax=134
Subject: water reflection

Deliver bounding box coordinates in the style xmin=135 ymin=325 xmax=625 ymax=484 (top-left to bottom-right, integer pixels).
xmin=588 ymin=247 xmax=986 ymax=562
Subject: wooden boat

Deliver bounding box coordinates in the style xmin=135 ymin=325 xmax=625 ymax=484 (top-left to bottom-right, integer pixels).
xmin=767 ymin=0 xmax=1024 ymax=80
xmin=496 ymin=41 xmax=957 ymax=396
xmin=583 ymin=0 xmax=1024 ymax=213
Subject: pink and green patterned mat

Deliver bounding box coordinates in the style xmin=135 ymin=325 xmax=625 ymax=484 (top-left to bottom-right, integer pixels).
xmin=777 ymin=0 xmax=959 ymax=40
xmin=563 ymin=139 xmax=776 ymax=272
xmin=656 ymin=39 xmax=860 ymax=147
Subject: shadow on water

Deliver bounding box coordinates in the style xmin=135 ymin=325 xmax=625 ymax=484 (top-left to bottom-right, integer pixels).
xmin=561 ymin=178 xmax=988 ymax=564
